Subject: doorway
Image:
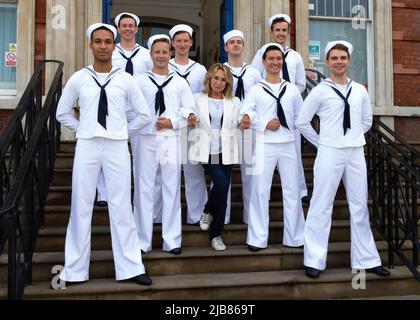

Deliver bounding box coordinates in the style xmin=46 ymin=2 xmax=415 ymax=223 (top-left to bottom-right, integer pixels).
xmin=103 ymin=0 xmax=233 ymax=67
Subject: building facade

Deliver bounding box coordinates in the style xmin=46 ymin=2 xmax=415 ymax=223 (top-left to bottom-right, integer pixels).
xmin=0 ymin=0 xmax=418 ymax=141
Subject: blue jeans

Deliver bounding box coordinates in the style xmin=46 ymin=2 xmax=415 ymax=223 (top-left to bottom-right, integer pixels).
xmin=202 ymin=154 xmax=233 ymax=240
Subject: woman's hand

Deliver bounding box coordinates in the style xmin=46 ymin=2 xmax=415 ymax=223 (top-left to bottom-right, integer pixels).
xmin=187 ymin=113 xmax=199 ymax=128
xmin=266 ymin=118 xmax=281 ymax=131
xmin=240 ymin=115 xmax=251 ymax=129
xmin=156 ymin=117 xmax=173 ymax=131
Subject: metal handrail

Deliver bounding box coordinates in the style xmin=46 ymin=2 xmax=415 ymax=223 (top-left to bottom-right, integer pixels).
xmin=0 ymin=60 xmax=64 ymax=299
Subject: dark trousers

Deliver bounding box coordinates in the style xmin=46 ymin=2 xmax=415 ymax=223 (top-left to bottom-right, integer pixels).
xmin=202 ymin=154 xmax=233 ymax=240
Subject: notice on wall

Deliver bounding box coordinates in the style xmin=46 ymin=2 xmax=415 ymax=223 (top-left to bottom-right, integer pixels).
xmin=309 ymin=41 xmax=321 ymax=60
xmin=9 ymin=43 xmax=17 ymax=53
xmin=5 ymin=52 xmax=17 ymax=67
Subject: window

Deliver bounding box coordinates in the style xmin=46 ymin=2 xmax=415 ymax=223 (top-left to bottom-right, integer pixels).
xmin=309 ymin=0 xmax=372 ymax=88
xmin=0 ymin=2 xmax=17 ymax=95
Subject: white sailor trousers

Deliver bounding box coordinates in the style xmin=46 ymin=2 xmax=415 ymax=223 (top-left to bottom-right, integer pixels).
xmin=133 ymin=134 xmax=182 ymax=252
xmin=60 ymin=138 xmax=145 ymax=282
xmin=247 ymin=141 xmax=306 ymax=248
xmin=153 ymin=128 xmax=208 ymax=225
xmin=239 ymin=128 xmax=256 ymax=225
xmin=96 ymin=171 xmax=107 ymax=201
xmin=294 ymin=131 xmax=308 ymax=198
xmin=304 ymin=145 xmax=381 ymax=270
xmin=182 ymin=162 xmax=208 ymax=224
xmin=96 ymin=134 xmax=139 ymax=202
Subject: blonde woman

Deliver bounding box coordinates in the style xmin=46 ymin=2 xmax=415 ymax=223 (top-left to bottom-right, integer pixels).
xmin=187 ymin=63 xmax=241 ymax=251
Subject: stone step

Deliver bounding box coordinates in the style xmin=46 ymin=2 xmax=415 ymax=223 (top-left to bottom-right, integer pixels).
xmin=31 ymin=221 xmax=384 ymax=253
xmin=53 ymin=153 xmax=318 ymax=170
xmin=2 ymin=266 xmax=416 ymax=300
xmin=0 ymin=241 xmax=408 ymax=284
xmin=52 ymin=168 xmax=316 ymax=186
xmin=42 ymin=200 xmax=363 ymax=226
xmin=56 ymin=141 xmax=320 ymax=155
xmin=45 ymin=183 xmax=349 ymax=206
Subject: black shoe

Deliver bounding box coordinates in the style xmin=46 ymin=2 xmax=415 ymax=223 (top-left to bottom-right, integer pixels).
xmin=96 ymin=201 xmax=108 ymax=207
xmin=169 ymin=247 xmax=182 ymax=255
xmin=131 ymin=273 xmax=152 ymax=286
xmin=366 ymin=266 xmax=391 ymax=277
xmin=248 ymin=245 xmax=263 ymax=252
xmin=305 ymin=266 xmax=321 ymax=278
xmin=301 ymin=196 xmax=311 ymax=205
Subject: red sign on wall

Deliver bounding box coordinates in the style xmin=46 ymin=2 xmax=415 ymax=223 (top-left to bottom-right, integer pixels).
xmin=5 ymin=52 xmax=17 ymax=67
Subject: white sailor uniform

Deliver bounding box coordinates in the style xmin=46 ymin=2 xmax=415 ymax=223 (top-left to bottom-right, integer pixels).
xmin=96 ymin=43 xmax=152 ymax=202
xmin=57 ymin=66 xmax=151 ymax=281
xmin=240 ymin=80 xmax=306 ymax=248
xmin=133 ymin=71 xmax=195 ymax=252
xmin=251 ymin=46 xmax=308 ymax=198
xmin=112 ymin=43 xmax=152 ymax=77
xmin=296 ymin=78 xmax=381 ymax=270
xmin=153 ymin=59 xmax=208 ymax=225
xmin=224 ymin=63 xmax=262 ymax=224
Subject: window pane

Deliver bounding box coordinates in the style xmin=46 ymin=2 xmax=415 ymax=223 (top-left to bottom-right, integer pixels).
xmin=343 ymin=0 xmax=352 ymax=18
xmin=360 ymin=0 xmax=369 ymax=13
xmin=334 ymin=0 xmax=343 ymax=17
xmin=318 ymin=0 xmax=326 ymax=17
xmin=309 ymin=0 xmax=317 ymax=16
xmin=309 ymin=20 xmax=368 ymax=86
xmin=310 ymin=0 xmax=369 ymax=18
xmin=326 ymin=1 xmax=334 ymax=17
xmin=0 ymin=3 xmax=17 ymax=90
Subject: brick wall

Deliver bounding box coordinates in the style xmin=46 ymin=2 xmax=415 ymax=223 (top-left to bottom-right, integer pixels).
xmin=392 ymin=1 xmax=420 ymax=142
xmin=35 ymin=0 xmax=46 ymax=93
xmin=290 ymin=0 xmax=296 ymax=49
xmin=395 ymin=117 xmax=420 ymax=143
xmin=35 ymin=0 xmax=46 ymax=65
xmin=0 ymin=110 xmax=13 ymax=134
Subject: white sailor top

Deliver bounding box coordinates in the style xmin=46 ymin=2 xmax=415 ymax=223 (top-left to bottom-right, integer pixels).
xmin=251 ymin=46 xmax=306 ymax=93
xmin=239 ymin=80 xmax=303 ymax=144
xmin=135 ymin=71 xmax=195 ymax=136
xmin=112 ymin=43 xmax=152 ymax=77
xmin=56 ymin=66 xmax=151 ymax=140
xmin=224 ymin=63 xmax=262 ymax=101
xmin=295 ymin=78 xmax=372 ymax=149
xmin=169 ymin=59 xmax=207 ymax=94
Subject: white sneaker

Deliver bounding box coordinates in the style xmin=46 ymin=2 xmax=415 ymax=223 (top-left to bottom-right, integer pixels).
xmin=199 ymin=212 xmax=212 ymax=231
xmin=211 ymin=236 xmax=226 ymax=251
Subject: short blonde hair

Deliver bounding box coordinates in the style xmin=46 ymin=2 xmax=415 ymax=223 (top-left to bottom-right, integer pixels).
xmin=204 ymin=63 xmax=233 ymax=99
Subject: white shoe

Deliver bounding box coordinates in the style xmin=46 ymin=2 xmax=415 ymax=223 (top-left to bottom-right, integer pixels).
xmin=211 ymin=236 xmax=226 ymax=251
xmin=199 ymin=212 xmax=212 ymax=231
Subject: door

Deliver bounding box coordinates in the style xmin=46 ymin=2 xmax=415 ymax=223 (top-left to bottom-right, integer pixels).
xmin=102 ymin=0 xmax=112 ymax=24
xmin=219 ymin=0 xmax=233 ymax=63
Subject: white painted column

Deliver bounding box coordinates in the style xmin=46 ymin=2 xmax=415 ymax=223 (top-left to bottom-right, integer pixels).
xmin=295 ymin=0 xmax=309 ymax=67
xmin=46 ymin=0 xmax=102 ymax=140
xmin=17 ymin=0 xmax=36 ymax=97
xmin=374 ymin=0 xmax=395 ymax=130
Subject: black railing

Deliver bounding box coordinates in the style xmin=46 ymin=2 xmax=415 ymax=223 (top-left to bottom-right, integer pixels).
xmin=366 ymin=119 xmax=419 ymax=280
xmin=304 ymin=68 xmax=420 ymax=281
xmin=0 ymin=60 xmax=64 ymax=299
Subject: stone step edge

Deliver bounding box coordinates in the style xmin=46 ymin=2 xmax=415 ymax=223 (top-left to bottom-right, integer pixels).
xmin=6 ymin=266 xmax=414 ymax=299
xmin=1 ymin=241 xmax=405 ymax=266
